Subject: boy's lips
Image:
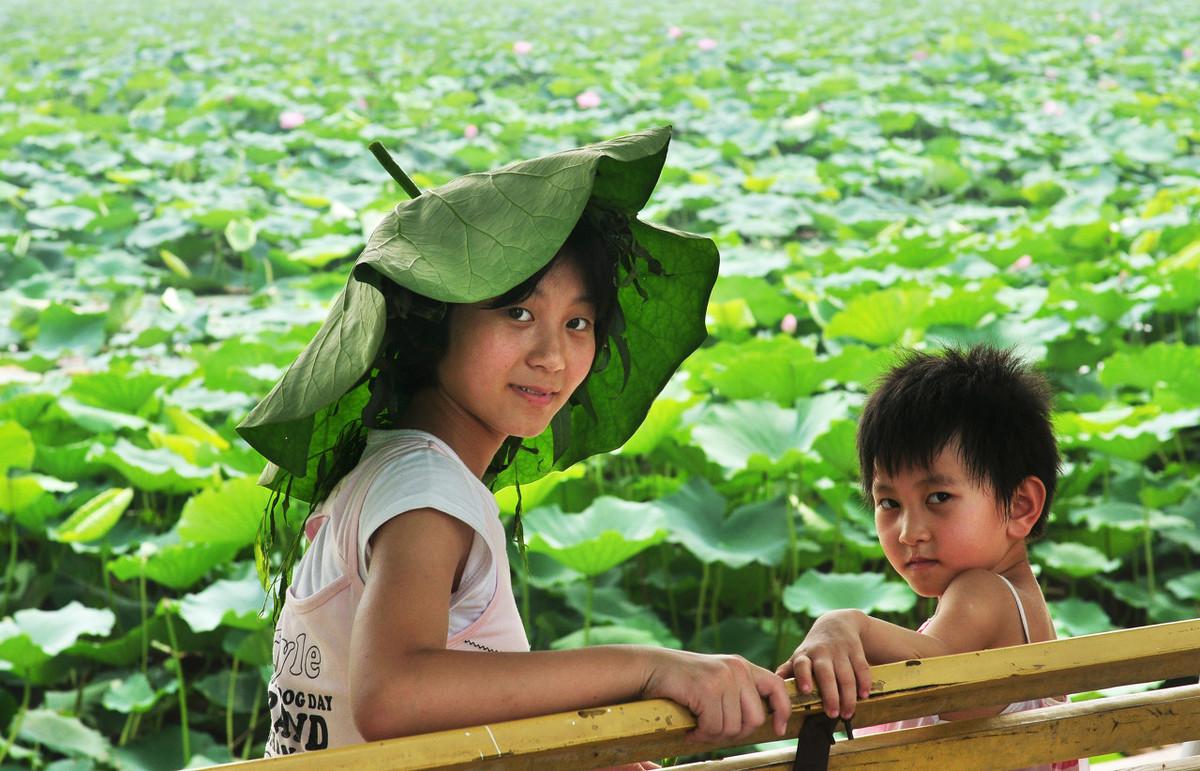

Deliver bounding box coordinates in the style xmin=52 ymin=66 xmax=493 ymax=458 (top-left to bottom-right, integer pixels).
xmin=905 ymin=557 xmax=938 ymax=569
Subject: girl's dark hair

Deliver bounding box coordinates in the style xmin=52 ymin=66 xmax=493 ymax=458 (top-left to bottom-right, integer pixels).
xmin=856 ymin=345 xmax=1060 ymax=538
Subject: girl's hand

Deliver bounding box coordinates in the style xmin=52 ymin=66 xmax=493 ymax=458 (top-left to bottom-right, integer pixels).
xmin=640 ymin=649 xmax=790 ymax=743
xmin=775 ymin=610 xmax=871 ymax=719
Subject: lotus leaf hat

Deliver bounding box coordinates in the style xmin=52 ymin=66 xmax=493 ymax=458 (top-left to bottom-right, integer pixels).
xmin=237 ymin=125 xmax=717 ymax=497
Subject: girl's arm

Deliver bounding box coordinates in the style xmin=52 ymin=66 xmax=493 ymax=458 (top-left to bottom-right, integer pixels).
xmin=349 ymin=508 xmax=790 ymax=744
xmin=775 ymin=570 xmax=1022 ymax=719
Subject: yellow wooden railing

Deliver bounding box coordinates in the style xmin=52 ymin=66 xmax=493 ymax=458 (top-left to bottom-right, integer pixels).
xmin=202 ymin=618 xmax=1200 ymax=770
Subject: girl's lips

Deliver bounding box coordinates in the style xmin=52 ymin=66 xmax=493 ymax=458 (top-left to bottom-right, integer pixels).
xmin=511 ymin=384 xmax=555 ymax=407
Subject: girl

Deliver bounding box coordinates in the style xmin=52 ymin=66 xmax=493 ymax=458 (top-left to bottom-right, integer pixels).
xmin=238 ymin=127 xmax=790 ymax=758
xmin=777 ymin=346 xmax=1083 ymax=770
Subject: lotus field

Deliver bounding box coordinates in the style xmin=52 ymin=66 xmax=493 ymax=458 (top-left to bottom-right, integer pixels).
xmin=2 ymin=0 xmax=1199 ymax=766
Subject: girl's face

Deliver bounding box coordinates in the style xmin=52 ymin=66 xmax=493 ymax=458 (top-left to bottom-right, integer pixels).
xmin=872 ymin=445 xmax=1023 ymax=598
xmin=435 ymin=257 xmax=597 ymax=443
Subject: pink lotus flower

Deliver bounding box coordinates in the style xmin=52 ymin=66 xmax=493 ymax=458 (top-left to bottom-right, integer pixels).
xmin=354 ymin=96 xmax=368 ymax=111
xmin=1041 ymin=99 xmax=1064 ymax=116
xmin=1098 ymin=77 xmax=1118 ymax=90
xmin=696 ymin=38 xmax=718 ymax=51
xmin=1044 ymin=67 xmax=1058 ymax=80
xmin=1009 ymin=254 xmax=1034 ymax=272
xmin=1184 ymin=47 xmax=1195 ymax=60
xmin=278 ymin=110 xmax=306 ymax=130
xmin=1084 ymin=33 xmax=1101 ymax=46
xmin=512 ymin=40 xmax=533 ymax=55
xmin=780 ymin=313 xmax=798 ymax=334
xmin=912 ymin=49 xmax=929 ymax=62
xmin=1089 ymin=9 xmax=1102 ymax=22
xmin=575 ymin=91 xmax=601 ymax=109
xmin=667 ymin=25 xmax=683 ymax=39
xmin=464 ymin=123 xmax=479 ymax=139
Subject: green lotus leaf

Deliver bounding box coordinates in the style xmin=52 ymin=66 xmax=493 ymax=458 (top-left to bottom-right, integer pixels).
xmin=1067 ymin=501 xmax=1192 ymax=533
xmin=559 ymin=584 xmax=679 ymax=648
xmin=0 ymin=473 xmax=75 ymax=530
xmin=86 ymin=439 xmax=215 ymax=494
xmin=689 ymin=392 xmax=855 ymax=476
xmin=686 ymin=336 xmax=824 ymax=404
xmin=1048 ymin=599 xmax=1114 ymax=638
xmin=176 ymin=476 xmax=271 ymax=549
xmin=111 ymin=726 xmax=231 ymax=771
xmin=126 ymin=215 xmax=192 ymax=250
xmin=1099 ymin=343 xmax=1200 ymax=402
xmin=17 ymin=709 xmax=111 ymax=762
xmin=102 ymin=672 xmax=177 ymax=715
xmin=33 ymin=304 xmax=108 ymax=355
xmin=657 ymin=478 xmax=789 ymax=569
xmin=25 ymin=205 xmax=96 ymax=231
xmin=0 ymin=420 xmax=34 ymax=473
xmin=1165 ymin=572 xmax=1200 ymax=602
xmin=107 ymin=540 xmax=238 ymax=590
xmin=54 ymin=398 xmax=149 ymax=434
xmin=493 ymin=464 xmax=584 ymax=516
xmin=3 ymin=601 xmax=115 ymax=658
xmin=194 ymin=669 xmax=261 ymax=713
xmin=1032 ymin=542 xmax=1120 ymax=578
xmin=173 ymin=574 xmax=268 ymax=633
xmin=916 ymin=288 xmax=1008 ymax=329
xmin=823 ymin=287 xmax=931 ymax=345
xmin=66 ymin=369 xmax=172 ymax=415
xmin=550 ymin=625 xmax=669 ymax=650
xmin=782 ymin=571 xmax=916 ymax=617
xmin=50 ymin=487 xmax=133 ymax=543
xmin=523 ymin=497 xmax=668 ymax=577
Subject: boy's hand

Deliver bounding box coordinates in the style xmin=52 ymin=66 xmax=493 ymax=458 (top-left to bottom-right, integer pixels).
xmin=775 ymin=610 xmax=872 ymax=719
xmin=640 ymin=649 xmax=791 ymax=743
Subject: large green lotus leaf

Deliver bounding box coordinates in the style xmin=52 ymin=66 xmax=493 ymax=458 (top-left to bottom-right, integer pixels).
xmin=916 ymin=287 xmax=1008 ymax=329
xmin=86 ymin=439 xmax=215 ymax=494
xmin=1032 ymin=542 xmax=1120 ymax=579
xmin=0 ymin=602 xmax=115 ymax=679
xmin=493 ymin=464 xmax=585 ymax=517
xmin=1067 ymin=501 xmax=1191 ymax=533
xmin=689 ymin=392 xmax=855 ymax=476
xmin=657 ymin=478 xmax=788 ymax=569
xmin=66 ymin=369 xmax=172 ymax=415
xmin=194 ymin=668 xmax=262 ymax=714
xmin=559 ymin=584 xmax=679 ymax=648
xmin=1048 ymin=599 xmax=1114 ymax=638
xmin=176 ymin=476 xmax=270 ymax=549
xmin=101 ymin=672 xmax=177 ymax=715
xmin=710 ymin=275 xmax=796 ymax=327
xmin=1099 ymin=343 xmax=1200 ymax=402
xmin=523 ymin=498 xmax=668 ymax=577
xmin=1 ymin=473 xmax=75 ymax=530
xmin=25 ymin=205 xmax=96 ymax=231
xmin=17 ymin=709 xmax=111 ymax=762
xmin=1165 ymin=572 xmax=1200 ymax=602
xmin=111 ymin=726 xmax=230 ymax=771
xmin=53 ymin=398 xmax=149 ymax=434
xmin=107 ymin=540 xmax=238 ymax=590
xmin=614 ymin=387 xmax=696 ymax=457
xmin=823 ymin=287 xmax=931 ymax=345
xmin=0 ymin=420 xmax=34 ymax=473
xmin=550 ymin=625 xmax=668 ymax=650
xmin=686 ymin=336 xmax=824 ymax=404
xmin=173 ymin=574 xmax=268 ymax=633
xmin=49 ymin=487 xmax=133 ymax=543
xmin=33 ymin=304 xmax=108 ymax=355
xmin=782 ymin=571 xmax=916 ymax=617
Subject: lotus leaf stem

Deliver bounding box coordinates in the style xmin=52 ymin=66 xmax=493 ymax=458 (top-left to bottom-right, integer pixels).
xmin=368 ymin=142 xmax=421 ymax=199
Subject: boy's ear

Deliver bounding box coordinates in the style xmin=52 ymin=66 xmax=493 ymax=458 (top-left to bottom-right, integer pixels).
xmin=1006 ymin=476 xmax=1046 ymax=539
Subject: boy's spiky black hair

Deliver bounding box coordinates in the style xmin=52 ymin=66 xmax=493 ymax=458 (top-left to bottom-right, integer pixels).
xmin=857 ymin=345 xmax=1060 ymax=538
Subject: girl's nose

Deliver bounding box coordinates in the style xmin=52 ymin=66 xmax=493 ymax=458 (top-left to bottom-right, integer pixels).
xmin=528 ymin=327 xmax=566 ymax=372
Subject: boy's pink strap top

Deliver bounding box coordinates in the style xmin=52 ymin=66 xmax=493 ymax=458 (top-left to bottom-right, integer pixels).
xmin=856 ymin=576 xmax=1086 ymax=771
xmin=264 ymin=436 xmax=528 ymax=756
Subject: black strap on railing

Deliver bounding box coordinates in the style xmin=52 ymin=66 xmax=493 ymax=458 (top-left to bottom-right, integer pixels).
xmin=791 ymin=714 xmax=854 ymax=771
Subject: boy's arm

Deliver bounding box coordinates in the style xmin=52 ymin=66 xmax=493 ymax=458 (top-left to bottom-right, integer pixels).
xmin=350 ymin=508 xmax=790 ymax=743
xmin=776 ymin=570 xmax=1017 ymax=718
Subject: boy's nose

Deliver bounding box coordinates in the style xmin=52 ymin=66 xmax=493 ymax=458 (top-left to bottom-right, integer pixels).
xmin=897 ymin=512 xmax=930 ymax=545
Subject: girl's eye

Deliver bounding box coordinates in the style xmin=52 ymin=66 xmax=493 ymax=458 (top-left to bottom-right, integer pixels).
xmin=506 ymin=307 xmax=532 ymax=321
xmin=927 ymin=491 xmax=951 ymax=504
xmin=566 ymin=317 xmax=592 ymax=332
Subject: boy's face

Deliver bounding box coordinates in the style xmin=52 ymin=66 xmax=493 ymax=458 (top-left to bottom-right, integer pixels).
xmin=871 ymin=445 xmax=1023 ymax=598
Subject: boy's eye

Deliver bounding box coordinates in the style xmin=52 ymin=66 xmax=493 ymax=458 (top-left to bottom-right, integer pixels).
xmin=927 ymin=491 xmax=951 ymax=504
xmin=506 ymin=307 xmax=532 ymax=321
xmin=876 ymin=498 xmax=898 ymax=510
xmin=566 ymin=317 xmax=592 ymax=332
